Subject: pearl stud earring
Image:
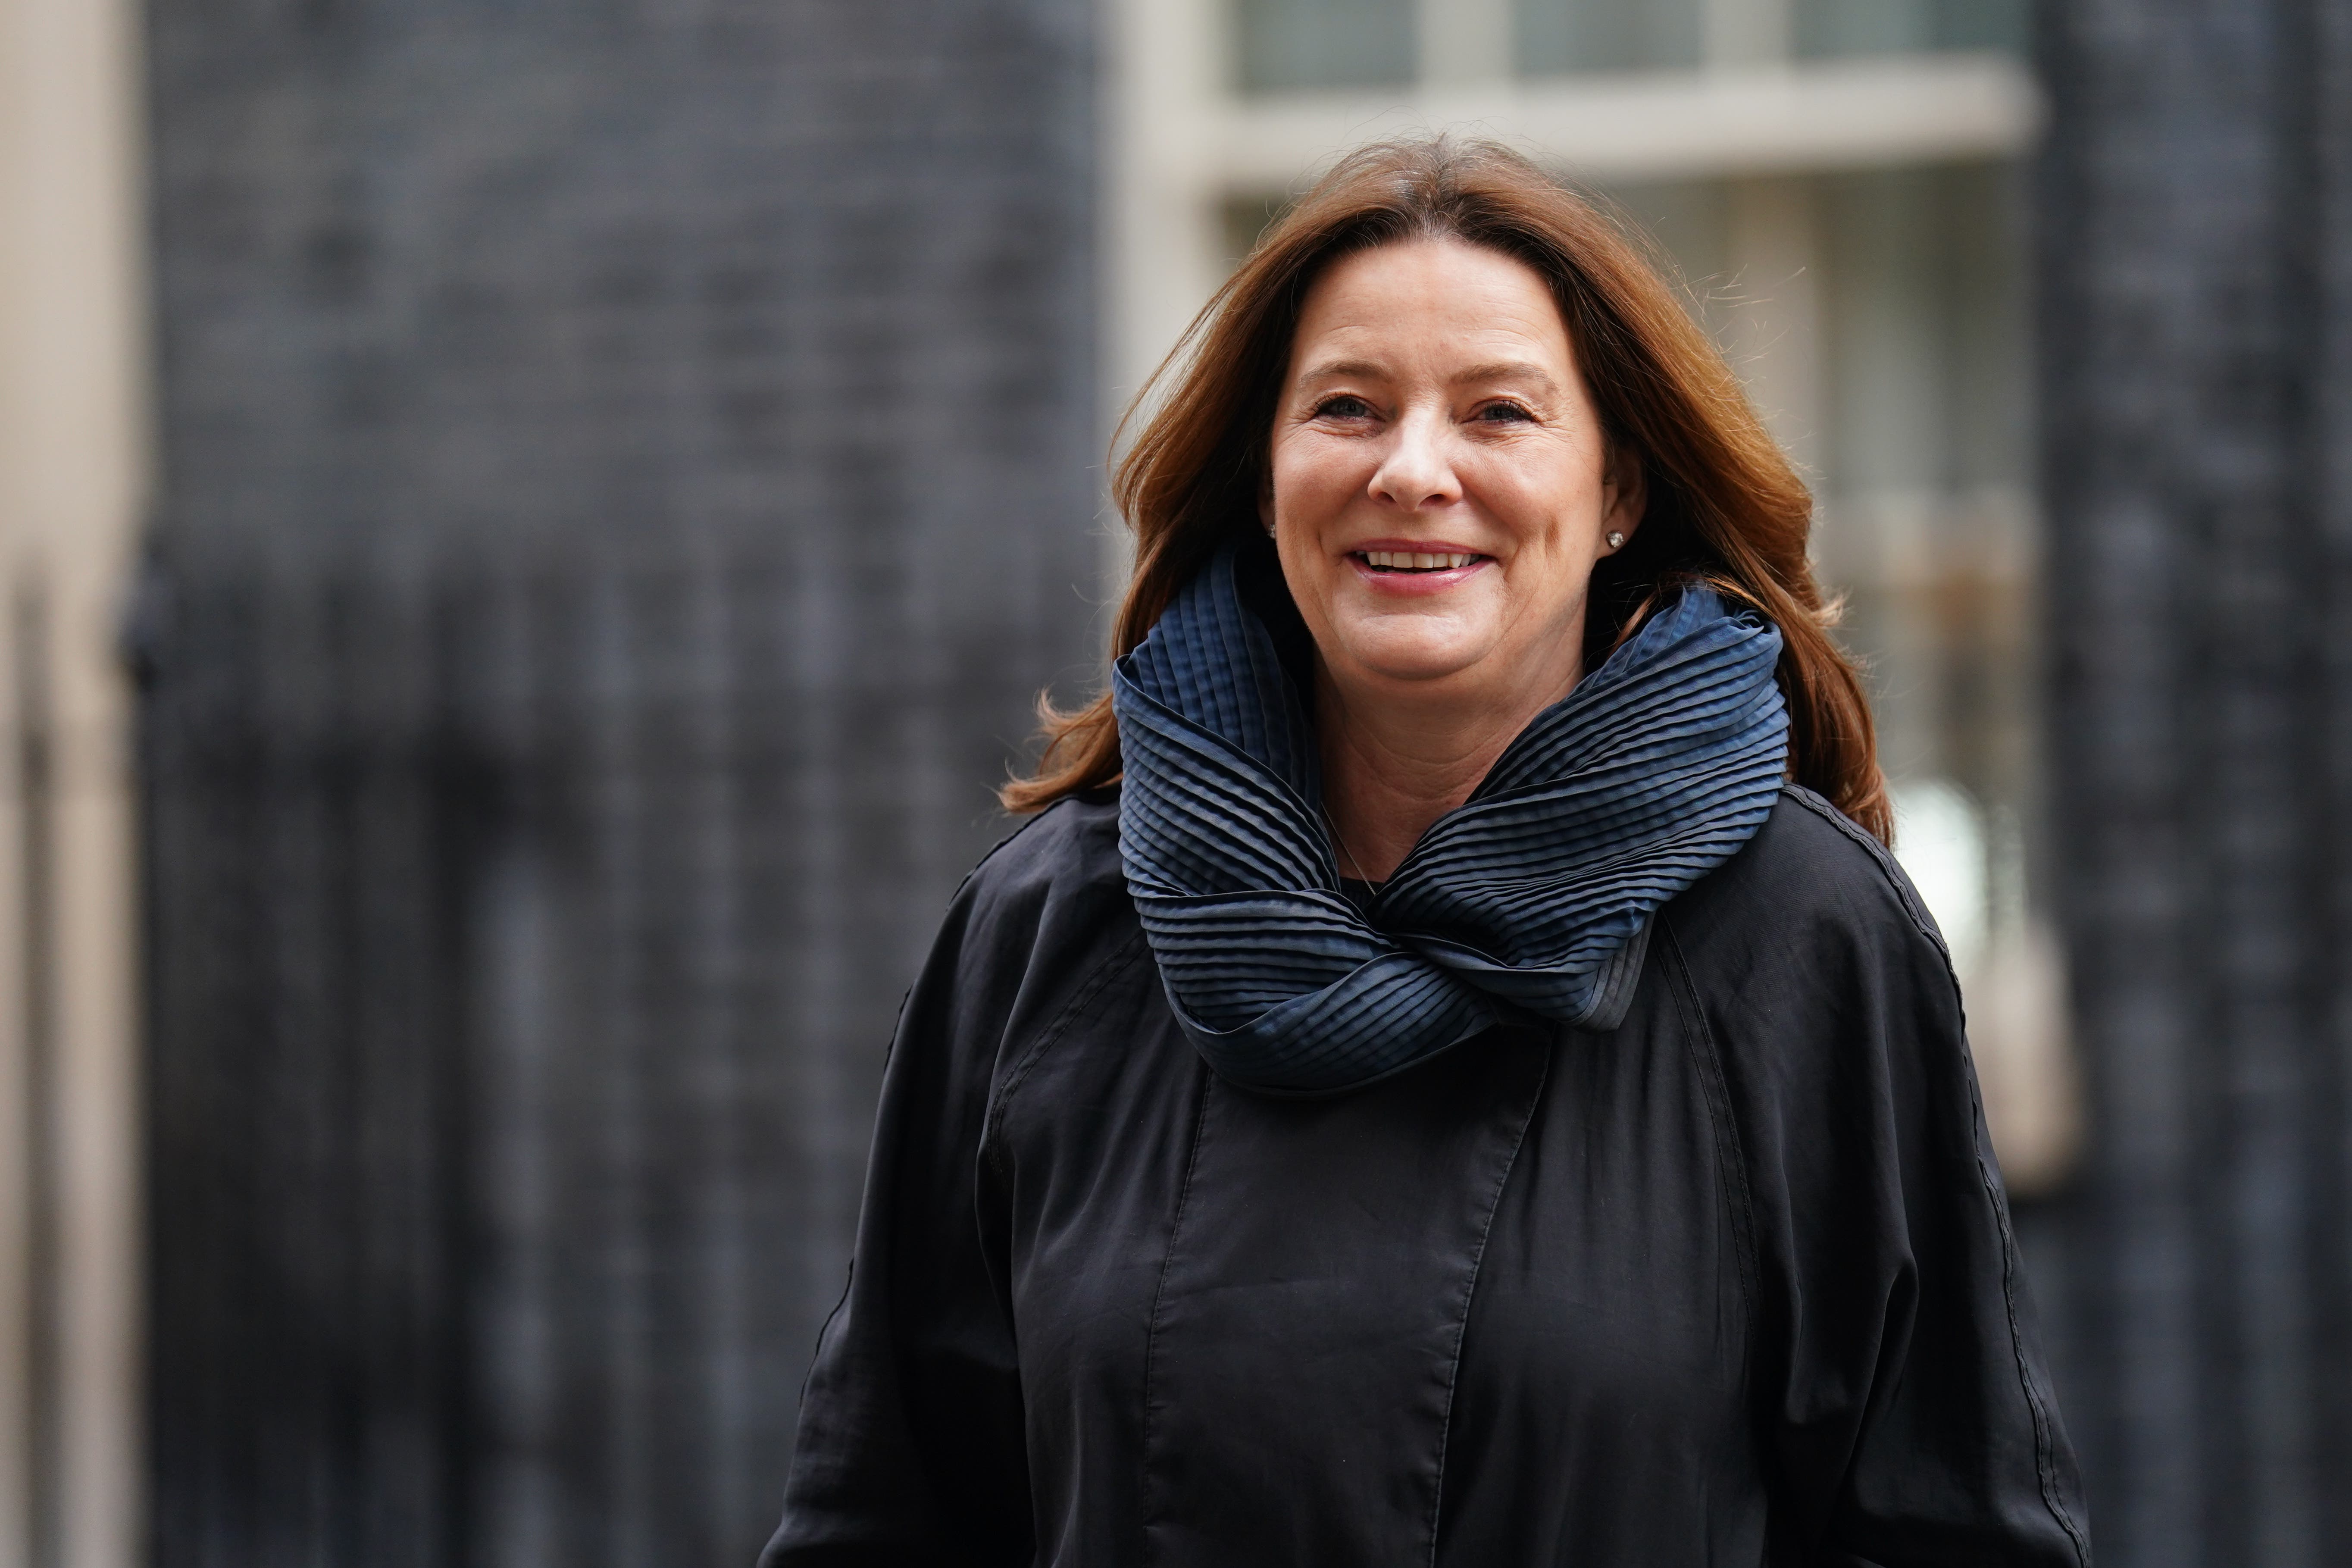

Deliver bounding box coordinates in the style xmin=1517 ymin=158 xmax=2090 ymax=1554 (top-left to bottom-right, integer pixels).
xmin=1605 ymin=531 xmax=1626 ymax=550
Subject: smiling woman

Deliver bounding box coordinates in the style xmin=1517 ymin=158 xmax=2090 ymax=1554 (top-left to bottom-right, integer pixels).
xmin=1005 ymin=138 xmax=1887 ymax=849
xmin=762 ymin=139 xmax=2091 ymax=1567
xmin=1267 ymin=237 xmax=1648 ymax=878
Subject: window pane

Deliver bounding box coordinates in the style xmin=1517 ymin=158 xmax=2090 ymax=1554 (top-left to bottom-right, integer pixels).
xmin=1795 ymin=0 xmax=1934 ymax=57
xmin=1598 ymin=181 xmax=1733 ymax=328
xmin=1515 ymin=0 xmax=1702 ymax=75
xmin=1594 ymin=165 xmax=2068 ymax=1187
xmin=1233 ymin=0 xmax=1415 ymax=92
xmin=1794 ymin=0 xmax=2028 ymax=58
xmin=1930 ymin=0 xmax=2029 ymax=52
xmin=1813 ymin=163 xmax=2030 ymax=790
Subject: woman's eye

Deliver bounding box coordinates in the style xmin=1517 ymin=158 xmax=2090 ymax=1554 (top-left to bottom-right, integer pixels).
xmin=1313 ymin=395 xmax=1374 ymax=419
xmin=1475 ymin=401 xmax=1534 ymax=423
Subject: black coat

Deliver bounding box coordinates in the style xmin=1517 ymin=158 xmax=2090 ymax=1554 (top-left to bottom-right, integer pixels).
xmin=761 ymin=785 xmax=2091 ymax=1567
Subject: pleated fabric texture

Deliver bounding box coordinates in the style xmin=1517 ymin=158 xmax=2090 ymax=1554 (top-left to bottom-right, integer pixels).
xmin=1112 ymin=541 xmax=1792 ymax=1095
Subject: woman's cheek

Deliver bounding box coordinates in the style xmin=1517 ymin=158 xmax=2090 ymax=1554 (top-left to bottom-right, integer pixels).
xmin=1286 ymin=454 xmax=1360 ymax=525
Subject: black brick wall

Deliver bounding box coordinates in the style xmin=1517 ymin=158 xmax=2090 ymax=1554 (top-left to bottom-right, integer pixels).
xmin=138 ymin=2 xmax=1098 ymax=1563
xmin=2036 ymin=0 xmax=2352 ymax=1562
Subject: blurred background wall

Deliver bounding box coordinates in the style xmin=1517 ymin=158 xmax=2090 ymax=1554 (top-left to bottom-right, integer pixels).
xmin=0 ymin=0 xmax=2344 ymax=1563
xmin=2038 ymin=0 xmax=2352 ymax=1559
xmin=133 ymin=1 xmax=1097 ymax=1565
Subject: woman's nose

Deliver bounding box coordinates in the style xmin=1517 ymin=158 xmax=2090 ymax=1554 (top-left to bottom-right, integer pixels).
xmin=1367 ymin=410 xmax=1460 ymax=512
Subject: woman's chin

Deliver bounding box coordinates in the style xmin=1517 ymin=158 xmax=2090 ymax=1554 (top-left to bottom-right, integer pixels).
xmin=1325 ymin=632 xmax=1496 ymax=691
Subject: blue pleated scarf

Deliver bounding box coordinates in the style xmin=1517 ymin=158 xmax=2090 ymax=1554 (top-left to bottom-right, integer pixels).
xmin=1112 ymin=540 xmax=1791 ymax=1095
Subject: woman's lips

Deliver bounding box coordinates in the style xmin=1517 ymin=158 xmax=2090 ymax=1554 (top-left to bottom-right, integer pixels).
xmin=1345 ymin=545 xmax=1491 ymax=593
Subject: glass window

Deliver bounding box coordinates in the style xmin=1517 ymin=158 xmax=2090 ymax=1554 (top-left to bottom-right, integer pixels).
xmin=1515 ymin=0 xmax=1703 ymax=76
xmin=1232 ymin=0 xmax=1416 ymax=93
xmin=1600 ymin=181 xmax=1734 ymax=329
xmin=1794 ymin=0 xmax=2029 ymax=58
xmin=1614 ymin=166 xmax=2033 ymax=864
xmin=1223 ymin=194 xmax=1292 ymax=267
xmin=1813 ymin=162 xmax=2030 ymax=807
xmin=1608 ymin=163 xmax=2072 ymax=1188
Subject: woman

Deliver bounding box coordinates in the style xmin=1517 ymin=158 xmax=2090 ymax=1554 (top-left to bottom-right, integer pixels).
xmin=763 ymin=139 xmax=2089 ymax=1566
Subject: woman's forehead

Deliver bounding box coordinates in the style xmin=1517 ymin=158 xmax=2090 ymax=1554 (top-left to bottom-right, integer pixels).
xmin=1287 ymin=239 xmax=1575 ymax=379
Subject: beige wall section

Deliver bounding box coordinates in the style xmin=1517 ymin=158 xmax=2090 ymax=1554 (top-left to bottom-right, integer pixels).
xmin=0 ymin=0 xmax=148 ymax=1561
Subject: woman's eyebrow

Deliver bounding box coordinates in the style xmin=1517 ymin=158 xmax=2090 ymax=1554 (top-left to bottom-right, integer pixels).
xmin=1296 ymin=357 xmax=1389 ymax=384
xmin=1450 ymin=360 xmax=1559 ymax=393
xmin=1295 ymin=358 xmax=1560 ymax=392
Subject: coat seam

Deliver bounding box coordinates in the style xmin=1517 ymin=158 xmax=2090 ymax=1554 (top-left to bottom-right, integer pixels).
xmin=1658 ymin=918 xmax=1764 ymax=1421
xmin=1422 ymin=1036 xmax=1550 ymax=1568
xmin=1973 ymin=1091 xmax=2092 ymax=1567
xmin=1137 ymin=1066 xmax=1216 ymax=1568
xmin=981 ymin=928 xmax=1149 ymax=1182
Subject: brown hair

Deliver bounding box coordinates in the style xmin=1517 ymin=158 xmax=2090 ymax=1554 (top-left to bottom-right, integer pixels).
xmin=1004 ymin=136 xmax=1889 ymax=843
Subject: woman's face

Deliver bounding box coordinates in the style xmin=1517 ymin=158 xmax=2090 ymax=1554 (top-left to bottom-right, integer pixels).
xmin=1265 ymin=237 xmax=1642 ymax=709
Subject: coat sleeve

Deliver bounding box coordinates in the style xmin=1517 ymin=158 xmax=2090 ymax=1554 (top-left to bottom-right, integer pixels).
xmin=757 ymin=857 xmax=1041 ymax=1567
xmin=1684 ymin=797 xmax=2092 ymax=1568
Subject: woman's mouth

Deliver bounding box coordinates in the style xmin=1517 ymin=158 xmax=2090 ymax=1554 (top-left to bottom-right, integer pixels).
xmin=1353 ymin=549 xmax=1485 ymax=573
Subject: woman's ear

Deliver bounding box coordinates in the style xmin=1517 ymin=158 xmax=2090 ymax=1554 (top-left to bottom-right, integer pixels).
xmin=1601 ymin=445 xmax=1647 ymax=545
xmin=1257 ymin=464 xmax=1277 ymax=537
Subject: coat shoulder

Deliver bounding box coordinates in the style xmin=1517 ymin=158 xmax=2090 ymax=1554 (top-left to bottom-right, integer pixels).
xmin=1668 ymin=783 xmax=1949 ymax=967
xmin=959 ymin=788 xmax=1127 ymax=928
xmin=938 ymin=790 xmax=1138 ymax=1042
xmin=1655 ymin=784 xmax=1966 ymax=1099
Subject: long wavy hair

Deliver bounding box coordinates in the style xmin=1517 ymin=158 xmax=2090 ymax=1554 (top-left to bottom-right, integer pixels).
xmin=1004 ymin=136 xmax=1889 ymax=843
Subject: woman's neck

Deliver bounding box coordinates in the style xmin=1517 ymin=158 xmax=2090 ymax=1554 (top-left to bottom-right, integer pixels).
xmin=1315 ymin=656 xmax=1582 ymax=882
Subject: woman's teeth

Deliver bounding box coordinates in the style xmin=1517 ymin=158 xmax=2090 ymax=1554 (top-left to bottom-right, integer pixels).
xmin=1360 ymin=551 xmax=1477 ymax=571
